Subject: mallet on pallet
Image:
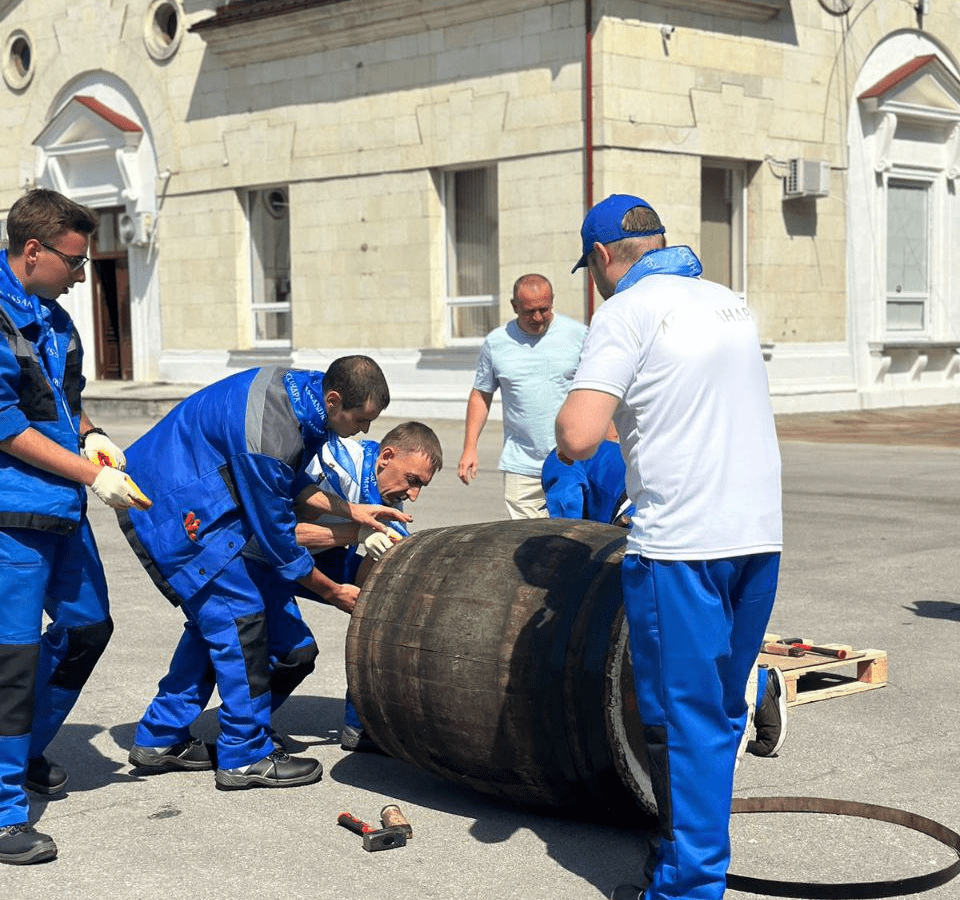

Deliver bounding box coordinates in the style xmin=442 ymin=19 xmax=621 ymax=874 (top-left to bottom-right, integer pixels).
xmin=778 ymin=638 xmax=848 ymax=659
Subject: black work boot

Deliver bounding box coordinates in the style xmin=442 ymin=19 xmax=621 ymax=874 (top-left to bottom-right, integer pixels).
xmin=25 ymin=756 xmax=68 ymax=794
xmin=748 ymin=666 xmax=788 ymax=757
xmin=214 ymin=749 xmax=322 ymax=790
xmin=129 ymin=738 xmax=213 ymax=771
xmin=340 ymin=724 xmax=385 ymax=754
xmin=0 ymin=824 xmax=58 ymax=865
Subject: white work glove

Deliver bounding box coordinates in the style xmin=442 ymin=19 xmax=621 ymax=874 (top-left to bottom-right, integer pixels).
xmin=358 ymin=526 xmax=401 ymax=561
xmin=90 ymin=466 xmax=152 ymax=510
xmin=81 ymin=428 xmax=126 ymax=470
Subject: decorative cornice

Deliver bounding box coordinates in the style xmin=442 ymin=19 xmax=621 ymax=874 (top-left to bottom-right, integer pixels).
xmin=190 ymin=0 xmax=556 ymax=66
xmin=190 ymin=0 xmax=790 ymax=67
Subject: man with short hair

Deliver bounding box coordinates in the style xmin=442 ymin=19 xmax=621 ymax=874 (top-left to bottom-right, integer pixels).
xmin=294 ymin=420 xmax=442 ymax=751
xmin=0 ymin=188 xmax=151 ymax=865
xmin=121 ymin=357 xmax=409 ymax=791
xmin=457 ymin=273 xmax=587 ymax=519
xmin=556 ymin=194 xmax=782 ymax=900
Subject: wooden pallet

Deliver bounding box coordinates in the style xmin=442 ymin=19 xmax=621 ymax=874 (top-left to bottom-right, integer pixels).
xmin=758 ymin=634 xmax=888 ymax=707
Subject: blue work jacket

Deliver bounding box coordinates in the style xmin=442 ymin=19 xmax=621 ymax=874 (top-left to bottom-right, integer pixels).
xmin=0 ymin=250 xmax=86 ymax=533
xmin=123 ymin=366 xmax=331 ymax=604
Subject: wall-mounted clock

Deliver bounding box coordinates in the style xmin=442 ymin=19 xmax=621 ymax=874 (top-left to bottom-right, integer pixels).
xmin=819 ymin=0 xmax=854 ymax=14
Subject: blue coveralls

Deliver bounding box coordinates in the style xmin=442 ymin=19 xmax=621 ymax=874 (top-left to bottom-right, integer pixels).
xmin=120 ymin=367 xmax=330 ymax=770
xmin=294 ymin=437 xmax=409 ymax=731
xmin=0 ymin=250 xmax=113 ymax=827
xmin=541 ymin=440 xmax=634 ymax=524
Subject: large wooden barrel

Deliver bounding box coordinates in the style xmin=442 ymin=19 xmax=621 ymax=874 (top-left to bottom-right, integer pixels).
xmin=345 ymin=519 xmax=655 ymax=820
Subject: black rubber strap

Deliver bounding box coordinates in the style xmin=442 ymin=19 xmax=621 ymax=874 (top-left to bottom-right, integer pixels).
xmin=727 ymin=796 xmax=960 ymax=898
xmin=79 ymin=426 xmax=107 ymax=448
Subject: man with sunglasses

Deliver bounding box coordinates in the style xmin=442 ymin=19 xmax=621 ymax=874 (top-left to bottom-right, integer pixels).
xmin=0 ymin=188 xmax=151 ymax=865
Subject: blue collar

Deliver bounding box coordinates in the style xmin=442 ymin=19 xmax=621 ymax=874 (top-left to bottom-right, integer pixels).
xmin=614 ymin=246 xmax=703 ymax=294
xmin=0 ymin=249 xmax=47 ymax=326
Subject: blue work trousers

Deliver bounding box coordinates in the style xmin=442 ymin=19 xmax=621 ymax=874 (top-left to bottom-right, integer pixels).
xmin=622 ymin=552 xmax=780 ymax=900
xmin=135 ymin=556 xmax=315 ymax=770
xmin=0 ymin=522 xmax=111 ymax=826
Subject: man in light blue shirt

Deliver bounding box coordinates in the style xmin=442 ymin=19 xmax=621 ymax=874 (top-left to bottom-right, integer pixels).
xmin=457 ymin=273 xmax=587 ymax=518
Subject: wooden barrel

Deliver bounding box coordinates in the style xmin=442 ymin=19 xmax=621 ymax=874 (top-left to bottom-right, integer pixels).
xmin=345 ymin=518 xmax=655 ymax=820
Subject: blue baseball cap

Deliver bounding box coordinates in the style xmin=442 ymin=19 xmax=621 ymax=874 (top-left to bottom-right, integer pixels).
xmin=571 ymin=194 xmax=665 ymax=272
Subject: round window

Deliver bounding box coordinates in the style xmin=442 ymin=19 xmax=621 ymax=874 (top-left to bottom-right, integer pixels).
xmin=143 ymin=0 xmax=184 ymax=61
xmin=3 ymin=30 xmax=34 ymax=91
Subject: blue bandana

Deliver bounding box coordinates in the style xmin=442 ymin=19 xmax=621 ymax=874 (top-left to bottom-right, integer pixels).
xmin=615 ymin=245 xmax=703 ymax=294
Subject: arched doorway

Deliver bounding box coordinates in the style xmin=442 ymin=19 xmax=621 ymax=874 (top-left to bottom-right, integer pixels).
xmin=33 ymin=88 xmax=160 ymax=382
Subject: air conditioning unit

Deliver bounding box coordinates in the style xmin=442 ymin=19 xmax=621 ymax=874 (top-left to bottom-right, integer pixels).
xmin=118 ymin=211 xmax=154 ymax=246
xmin=783 ymin=159 xmax=831 ymax=199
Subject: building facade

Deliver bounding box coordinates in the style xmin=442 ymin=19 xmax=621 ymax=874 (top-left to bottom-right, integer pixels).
xmin=1 ymin=0 xmax=958 ymax=416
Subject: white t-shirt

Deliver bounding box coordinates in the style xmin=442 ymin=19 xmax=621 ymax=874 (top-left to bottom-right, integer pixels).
xmin=474 ymin=313 xmax=588 ymax=477
xmin=572 ymin=272 xmax=782 ymax=560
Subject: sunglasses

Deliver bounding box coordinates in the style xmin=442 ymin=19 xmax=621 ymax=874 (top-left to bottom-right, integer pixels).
xmin=38 ymin=240 xmax=88 ymax=272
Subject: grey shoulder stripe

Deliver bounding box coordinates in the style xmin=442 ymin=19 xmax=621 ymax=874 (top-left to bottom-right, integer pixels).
xmin=244 ymin=366 xmax=304 ymax=464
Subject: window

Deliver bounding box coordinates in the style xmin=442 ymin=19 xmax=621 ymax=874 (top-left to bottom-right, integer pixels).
xmin=247 ymin=187 xmax=291 ymax=347
xmin=700 ymin=164 xmax=745 ymax=297
xmin=886 ymin=179 xmax=929 ymax=332
xmin=3 ymin=29 xmax=33 ymax=90
xmin=444 ymin=167 xmax=499 ymax=343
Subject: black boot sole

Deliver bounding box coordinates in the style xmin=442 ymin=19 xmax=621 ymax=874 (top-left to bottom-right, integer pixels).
xmin=0 ymin=843 xmax=58 ymax=865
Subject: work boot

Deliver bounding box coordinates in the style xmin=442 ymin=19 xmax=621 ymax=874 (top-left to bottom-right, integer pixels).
xmin=0 ymin=824 xmax=58 ymax=865
xmin=214 ymin=749 xmax=322 ymax=790
xmin=340 ymin=724 xmax=384 ymax=755
xmin=129 ymin=738 xmax=213 ymax=771
xmin=25 ymin=756 xmax=68 ymax=794
xmin=748 ymin=666 xmax=788 ymax=757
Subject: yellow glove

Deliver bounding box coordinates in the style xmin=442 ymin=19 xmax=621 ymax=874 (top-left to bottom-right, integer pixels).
xmin=81 ymin=428 xmax=126 ymax=470
xmin=358 ymin=526 xmax=401 ymax=561
xmin=91 ymin=467 xmax=152 ymax=510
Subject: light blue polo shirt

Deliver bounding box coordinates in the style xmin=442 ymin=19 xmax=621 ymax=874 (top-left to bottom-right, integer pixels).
xmin=474 ymin=313 xmax=587 ymax=477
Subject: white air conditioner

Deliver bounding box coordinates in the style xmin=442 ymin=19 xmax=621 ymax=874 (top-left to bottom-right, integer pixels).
xmin=783 ymin=159 xmax=831 ymax=199
xmin=118 ymin=212 xmax=154 ymax=246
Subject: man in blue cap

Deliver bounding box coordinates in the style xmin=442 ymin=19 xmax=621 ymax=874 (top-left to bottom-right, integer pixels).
xmin=556 ymin=195 xmax=782 ymax=900
xmin=121 ymin=357 xmax=410 ymax=790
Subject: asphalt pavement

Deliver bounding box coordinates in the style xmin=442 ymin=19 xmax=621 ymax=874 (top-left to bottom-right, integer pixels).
xmin=7 ymin=402 xmax=960 ymax=900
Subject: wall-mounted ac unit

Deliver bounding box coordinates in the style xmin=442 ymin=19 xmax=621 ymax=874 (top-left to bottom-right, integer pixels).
xmin=783 ymin=159 xmax=831 ymax=199
xmin=118 ymin=212 xmax=154 ymax=246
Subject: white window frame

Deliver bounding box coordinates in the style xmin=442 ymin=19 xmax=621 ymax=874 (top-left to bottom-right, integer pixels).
xmin=441 ymin=166 xmax=499 ymax=346
xmin=246 ymin=186 xmax=292 ymax=349
xmin=882 ymin=172 xmax=935 ymax=336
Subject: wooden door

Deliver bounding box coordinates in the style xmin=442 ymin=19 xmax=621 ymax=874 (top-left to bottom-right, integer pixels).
xmin=90 ymin=209 xmax=133 ymax=380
